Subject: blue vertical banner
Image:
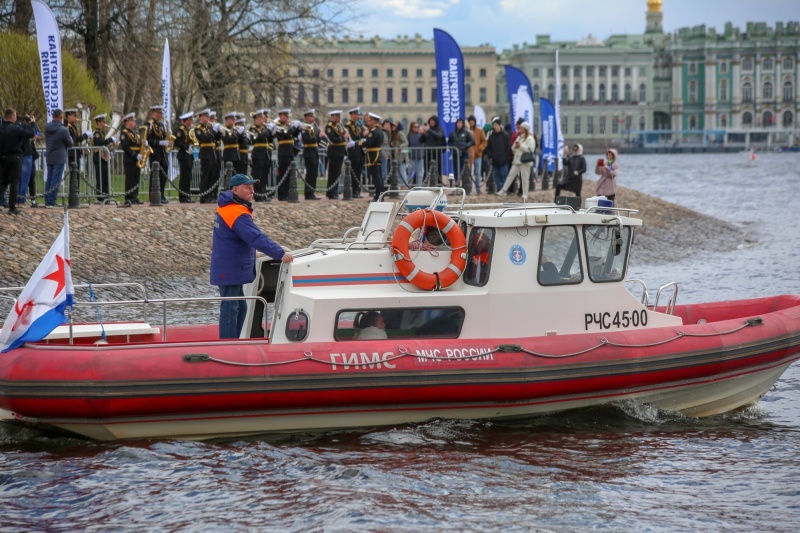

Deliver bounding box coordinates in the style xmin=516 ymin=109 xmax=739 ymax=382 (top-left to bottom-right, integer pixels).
xmin=31 ymin=0 xmax=63 ymax=122
xmin=540 ymin=98 xmax=557 ymax=173
xmin=433 ymin=28 xmax=464 ymax=179
xmin=504 ymin=65 xmax=535 ymax=131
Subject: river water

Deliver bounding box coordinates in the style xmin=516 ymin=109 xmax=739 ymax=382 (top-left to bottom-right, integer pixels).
xmin=1 ymin=153 xmax=799 ymax=531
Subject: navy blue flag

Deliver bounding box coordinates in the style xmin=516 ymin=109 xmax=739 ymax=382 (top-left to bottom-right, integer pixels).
xmin=504 ymin=65 xmax=535 ymax=130
xmin=433 ymin=29 xmax=464 ymax=180
xmin=540 ymin=97 xmax=558 ymax=173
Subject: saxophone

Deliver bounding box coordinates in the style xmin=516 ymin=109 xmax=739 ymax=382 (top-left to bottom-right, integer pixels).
xmin=137 ymin=125 xmax=153 ymax=169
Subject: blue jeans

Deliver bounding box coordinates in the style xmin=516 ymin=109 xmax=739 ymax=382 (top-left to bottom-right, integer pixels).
xmin=219 ymin=284 xmax=246 ymax=339
xmin=410 ymin=159 xmax=425 ymax=186
xmin=472 ymin=157 xmax=483 ymax=190
xmin=45 ymin=163 xmax=65 ymax=206
xmin=493 ymin=164 xmax=509 ymax=191
xmin=18 ymin=156 xmax=33 ymax=203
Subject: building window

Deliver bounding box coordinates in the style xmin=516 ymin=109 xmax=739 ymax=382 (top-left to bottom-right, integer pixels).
xmin=624 ymin=67 xmax=632 ymax=77
xmin=385 ymin=88 xmax=392 ymax=103
xmin=401 ymin=87 xmax=408 ymax=103
xmin=342 ymin=88 xmax=349 ymax=104
xmin=639 ymin=67 xmax=646 ymax=77
xmin=611 ymin=66 xmax=619 ymax=77
xmin=743 ymin=82 xmax=753 ymax=103
xmin=783 ymin=110 xmax=794 ymax=128
xmin=783 ymin=57 xmax=795 ymax=71
xmin=561 ymin=67 xmax=568 ymax=77
xmin=742 ymin=57 xmax=753 ymax=71
xmin=312 ymin=86 xmax=320 ymax=105
xmin=688 ymin=80 xmax=697 ymax=103
xmin=719 ymin=61 xmax=728 ymax=74
xmin=372 ymin=87 xmax=378 ymax=103
xmin=312 ymin=69 xmax=320 ymax=78
xmin=599 ymin=115 xmax=606 ymax=134
xmin=719 ymin=79 xmax=728 ymax=102
xmin=416 ymin=87 xmax=423 ymax=103
xmin=479 ymin=87 xmax=487 ymax=103
xmin=611 ymin=83 xmax=618 ymax=101
xmin=612 ymin=116 xmax=619 ymax=134
xmin=763 ymin=57 xmax=773 ymax=71
xmin=625 ymin=115 xmax=632 ymax=130
xmin=599 ymin=66 xmax=607 ymax=77
xmin=416 ymin=68 xmax=423 ymax=78
xmin=561 ymin=115 xmax=568 ymax=135
xmin=587 ymin=115 xmax=594 ymax=134
xmin=624 ymin=83 xmax=632 ymax=103
xmin=574 ymin=115 xmax=581 ymax=135
xmin=356 ymin=68 xmax=363 ymax=78
xmin=784 ymin=81 xmax=794 ymax=102
xmin=763 ymin=110 xmax=774 ymax=127
xmin=547 ymin=84 xmax=555 ymax=101
xmin=465 ymin=68 xmax=471 ymax=78
xmin=561 ymin=84 xmax=568 ymax=102
xmin=431 ymin=69 xmax=436 ymax=78
xmin=573 ymin=66 xmax=581 ymax=76
xmin=573 ymin=83 xmax=580 ymax=102
xmin=401 ymin=68 xmax=408 ymax=78
xmin=763 ymin=81 xmax=774 ymax=100
xmin=533 ymin=84 xmax=539 ymax=100
xmin=431 ymin=87 xmax=437 ymax=103
xmin=372 ymin=68 xmax=378 ymax=78
xmin=586 ymin=66 xmax=594 ymax=77
xmin=599 ymin=83 xmax=606 ymax=101
xmin=688 ymin=114 xmax=697 ymax=130
xmin=385 ymin=68 xmax=393 ymax=78
xmin=547 ymin=68 xmax=554 ymax=78
xmin=688 ymin=62 xmax=697 ymax=75
xmin=327 ymin=87 xmax=334 ymax=103
xmin=533 ymin=68 xmax=540 ymax=77
xmin=587 ymin=83 xmax=593 ymax=101
xmin=638 ymin=83 xmax=646 ymax=102
xmin=357 ymin=88 xmax=364 ymax=103
xmin=638 ymin=116 xmax=645 ymax=130
xmin=719 ymin=114 xmax=728 ymax=128
xmin=479 ymin=68 xmax=487 ymax=78
xmin=327 ymin=68 xmax=334 ymax=78
xmin=742 ymin=111 xmax=753 ymax=127
xmin=342 ymin=68 xmax=348 ymax=78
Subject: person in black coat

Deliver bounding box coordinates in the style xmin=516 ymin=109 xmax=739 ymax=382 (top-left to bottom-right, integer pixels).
xmin=485 ymin=117 xmax=512 ymax=192
xmin=0 ymin=108 xmax=36 ymax=214
xmin=555 ymin=143 xmax=586 ymax=201
xmin=419 ymin=115 xmax=445 ymax=184
xmin=447 ymin=118 xmax=474 ymax=185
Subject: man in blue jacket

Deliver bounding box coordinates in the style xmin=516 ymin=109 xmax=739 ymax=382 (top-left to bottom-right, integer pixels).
xmin=211 ymin=174 xmax=294 ymax=339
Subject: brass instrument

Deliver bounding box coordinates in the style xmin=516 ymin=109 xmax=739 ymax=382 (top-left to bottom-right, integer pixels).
xmin=188 ymin=126 xmax=199 ymax=147
xmin=101 ymin=111 xmax=124 ymax=161
xmin=76 ymin=102 xmax=94 ymax=158
xmin=137 ymin=125 xmax=153 ymax=169
xmin=167 ymin=134 xmax=176 ymax=152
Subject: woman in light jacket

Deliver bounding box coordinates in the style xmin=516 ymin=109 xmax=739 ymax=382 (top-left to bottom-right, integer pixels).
xmin=497 ymin=121 xmax=536 ymax=197
xmin=594 ymin=148 xmax=620 ymax=202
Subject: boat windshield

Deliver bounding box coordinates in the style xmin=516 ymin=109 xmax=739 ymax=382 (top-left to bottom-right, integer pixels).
xmin=584 ymin=225 xmax=631 ymax=282
xmin=335 ymin=307 xmax=465 ymax=341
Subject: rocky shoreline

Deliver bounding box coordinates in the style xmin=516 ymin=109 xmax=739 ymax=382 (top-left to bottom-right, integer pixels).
xmin=0 ymin=181 xmax=746 ymax=287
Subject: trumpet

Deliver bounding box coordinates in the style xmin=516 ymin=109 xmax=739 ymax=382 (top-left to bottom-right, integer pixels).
xmin=137 ymin=125 xmax=153 ymax=169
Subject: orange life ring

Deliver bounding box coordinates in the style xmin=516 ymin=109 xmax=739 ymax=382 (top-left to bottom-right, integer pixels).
xmin=391 ymin=209 xmax=467 ymax=291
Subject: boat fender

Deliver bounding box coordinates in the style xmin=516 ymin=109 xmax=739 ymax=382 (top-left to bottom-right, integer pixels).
xmin=745 ymin=317 xmax=763 ymax=326
xmin=391 ymin=208 xmax=467 ymax=291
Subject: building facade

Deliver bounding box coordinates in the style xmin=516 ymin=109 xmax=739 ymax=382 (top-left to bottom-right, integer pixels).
xmin=297 ymin=34 xmax=498 ymax=128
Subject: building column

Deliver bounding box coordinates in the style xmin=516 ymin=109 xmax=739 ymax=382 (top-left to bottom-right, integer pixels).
xmin=704 ymin=56 xmax=717 ymax=129
xmin=672 ymin=60 xmax=683 ymax=129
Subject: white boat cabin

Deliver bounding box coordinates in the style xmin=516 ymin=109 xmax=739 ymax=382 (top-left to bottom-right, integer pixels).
xmin=242 ymin=188 xmax=682 ymax=345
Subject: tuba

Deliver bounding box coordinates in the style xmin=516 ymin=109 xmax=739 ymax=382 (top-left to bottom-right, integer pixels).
xmin=137 ymin=125 xmax=153 ymax=169
xmin=101 ymin=111 xmax=124 ymax=161
xmin=76 ymin=102 xmax=94 ymax=156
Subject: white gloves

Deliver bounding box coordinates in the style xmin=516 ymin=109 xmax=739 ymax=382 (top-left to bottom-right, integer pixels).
xmin=212 ymin=123 xmax=221 ymax=132
xmin=573 ymin=171 xmax=578 ymax=176
xmin=145 ymin=141 xmax=149 ymax=147
xmin=83 ymin=131 xmax=92 ymax=140
xmin=266 ymin=122 xmax=276 ymax=132
xmin=292 ymin=120 xmax=301 ymax=128
xmin=346 ymin=140 xmax=356 ymax=148
xmin=111 ymin=137 xmax=118 ymax=145
xmin=159 ymin=140 xmax=170 ymax=146
xmin=136 ymin=154 xmax=143 ymax=161
xmin=236 ymin=126 xmax=244 ymax=135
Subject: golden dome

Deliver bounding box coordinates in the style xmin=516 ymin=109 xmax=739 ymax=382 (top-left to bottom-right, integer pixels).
xmin=647 ymin=0 xmax=663 ymax=13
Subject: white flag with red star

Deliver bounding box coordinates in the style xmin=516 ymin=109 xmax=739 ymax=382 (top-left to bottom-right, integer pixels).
xmin=0 ymin=212 xmax=74 ymax=352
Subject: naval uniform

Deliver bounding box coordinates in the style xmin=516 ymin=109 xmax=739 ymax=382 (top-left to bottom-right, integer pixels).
xmin=91 ymin=127 xmax=114 ymax=200
xmin=301 ymin=124 xmax=321 ymax=199
xmin=249 ymin=123 xmax=273 ymax=201
xmin=174 ymin=124 xmax=195 ymax=202
xmin=119 ymin=126 xmax=142 ymax=204
xmin=274 ymin=120 xmax=299 ymax=201
xmin=146 ymin=118 xmax=169 ymax=201
xmin=325 ymin=120 xmax=347 ymax=199
xmin=360 ymin=125 xmax=384 ymax=201
xmin=194 ymin=123 xmax=221 ymax=203
xmin=345 ymin=119 xmax=364 ymax=196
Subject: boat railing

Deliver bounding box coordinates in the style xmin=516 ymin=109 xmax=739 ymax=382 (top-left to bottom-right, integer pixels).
xmin=494 ymin=204 xmax=576 ymax=217
xmin=380 ymin=186 xmax=468 ymax=220
xmin=584 ymin=206 xmax=640 ymax=217
xmin=0 ymin=282 xmax=150 ymax=325
xmin=653 ymin=282 xmax=679 ymax=315
xmin=65 ymin=296 xmax=270 ymax=343
xmin=626 ymin=279 xmax=650 ymax=307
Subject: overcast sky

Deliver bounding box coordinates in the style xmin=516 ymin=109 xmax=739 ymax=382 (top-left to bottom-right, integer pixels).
xmin=350 ymin=0 xmax=797 ymax=51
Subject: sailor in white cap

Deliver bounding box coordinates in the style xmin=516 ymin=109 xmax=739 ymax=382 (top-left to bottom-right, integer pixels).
xmin=325 ymin=110 xmax=347 ymax=199
xmin=194 ymin=108 xmax=221 ymax=203
xmin=300 ymin=109 xmax=321 ymax=200
xmin=119 ymin=112 xmax=143 ymax=205
xmin=249 ymin=109 xmax=272 ymax=202
xmin=345 ymin=107 xmax=365 ymax=196
xmin=145 ymin=105 xmax=170 ymax=202
xmin=274 ymin=108 xmax=301 ymax=201
xmin=220 ymin=112 xmax=241 ymax=177
xmin=353 ymin=111 xmax=385 ymax=201
xmin=90 ymin=113 xmax=113 ymax=202
xmin=63 ymin=108 xmax=88 ymax=168
xmin=174 ymin=111 xmax=196 ymax=202
xmin=233 ymin=117 xmax=249 ymax=175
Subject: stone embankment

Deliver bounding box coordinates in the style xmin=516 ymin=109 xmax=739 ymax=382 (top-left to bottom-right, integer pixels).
xmin=0 ymin=182 xmax=745 ymax=287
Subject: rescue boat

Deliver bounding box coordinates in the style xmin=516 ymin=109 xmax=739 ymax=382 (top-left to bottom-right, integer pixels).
xmin=1 ymin=187 xmax=799 ymax=441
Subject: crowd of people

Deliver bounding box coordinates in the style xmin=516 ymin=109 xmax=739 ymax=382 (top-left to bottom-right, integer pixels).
xmin=1 ymin=103 xmax=620 ymax=210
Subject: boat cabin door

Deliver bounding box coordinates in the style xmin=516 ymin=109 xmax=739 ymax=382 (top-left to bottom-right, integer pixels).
xmin=244 ymin=257 xmax=284 ymax=338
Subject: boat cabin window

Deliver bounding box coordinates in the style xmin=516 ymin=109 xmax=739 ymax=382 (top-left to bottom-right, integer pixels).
xmin=539 ymin=226 xmax=583 ymax=285
xmin=463 ymin=228 xmax=494 ymax=286
xmin=584 ymin=225 xmax=631 ymax=282
xmin=285 ymin=310 xmax=309 ymax=341
xmin=335 ymin=307 xmax=465 ymax=341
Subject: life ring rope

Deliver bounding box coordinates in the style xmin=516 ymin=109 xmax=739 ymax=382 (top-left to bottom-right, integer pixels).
xmin=391 ymin=209 xmax=467 ymax=291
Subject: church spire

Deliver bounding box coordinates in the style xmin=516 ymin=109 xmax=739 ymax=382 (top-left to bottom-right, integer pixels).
xmin=646 ymin=0 xmax=664 ymax=34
